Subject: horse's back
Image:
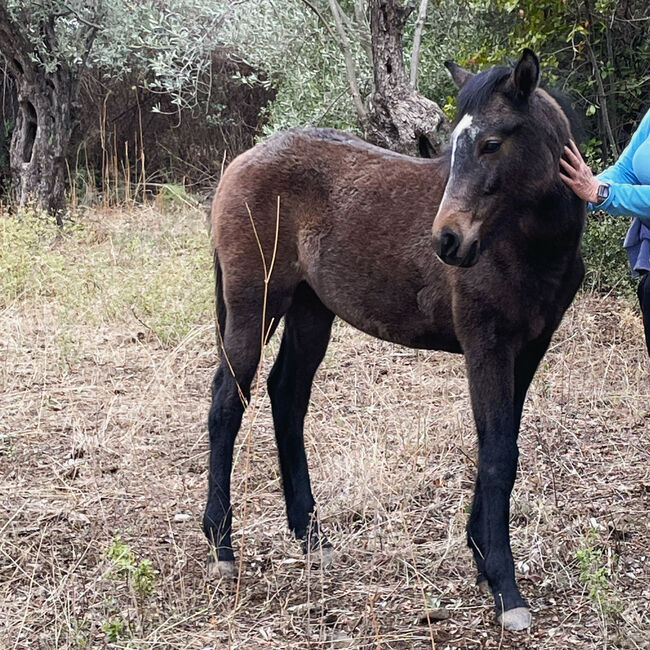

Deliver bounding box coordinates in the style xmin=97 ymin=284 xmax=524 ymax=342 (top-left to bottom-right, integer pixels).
xmin=209 ymin=128 xmax=458 ymax=349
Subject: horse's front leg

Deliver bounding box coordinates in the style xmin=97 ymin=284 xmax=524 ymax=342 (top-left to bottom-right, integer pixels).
xmin=464 ymin=345 xmax=531 ymax=631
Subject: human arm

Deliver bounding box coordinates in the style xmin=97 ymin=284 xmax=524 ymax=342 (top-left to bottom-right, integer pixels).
xmin=596 ymin=109 xmax=650 ymax=185
xmin=594 ymin=184 xmax=650 ymax=225
xmin=559 ymin=110 xmax=650 ymax=224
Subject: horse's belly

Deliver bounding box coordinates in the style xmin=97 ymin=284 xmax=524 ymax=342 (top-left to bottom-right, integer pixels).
xmin=308 ymin=276 xmax=460 ymax=352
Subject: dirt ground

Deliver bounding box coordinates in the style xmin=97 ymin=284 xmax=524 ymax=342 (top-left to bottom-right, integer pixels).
xmin=1 ymin=208 xmax=649 ymax=649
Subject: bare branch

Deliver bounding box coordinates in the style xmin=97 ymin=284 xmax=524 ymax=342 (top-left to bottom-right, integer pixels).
xmin=353 ymin=0 xmax=373 ymax=62
xmin=327 ymin=0 xmax=368 ymax=123
xmin=409 ymin=0 xmax=428 ymax=89
xmin=298 ymin=0 xmax=337 ymax=41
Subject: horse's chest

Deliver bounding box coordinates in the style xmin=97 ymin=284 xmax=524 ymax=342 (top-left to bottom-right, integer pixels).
xmin=464 ymin=268 xmax=569 ymax=344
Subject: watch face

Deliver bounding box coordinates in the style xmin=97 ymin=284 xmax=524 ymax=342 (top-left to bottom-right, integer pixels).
xmin=598 ymin=184 xmax=610 ymax=202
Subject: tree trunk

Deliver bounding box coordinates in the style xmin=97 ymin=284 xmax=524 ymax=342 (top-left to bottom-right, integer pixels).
xmin=366 ymin=0 xmax=449 ymax=156
xmin=10 ymin=67 xmax=74 ymax=224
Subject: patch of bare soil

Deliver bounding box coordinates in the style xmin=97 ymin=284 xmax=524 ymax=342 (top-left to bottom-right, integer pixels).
xmin=1 ymin=233 xmax=649 ymax=648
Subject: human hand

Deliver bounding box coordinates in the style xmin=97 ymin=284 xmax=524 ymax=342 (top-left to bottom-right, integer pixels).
xmin=559 ymin=140 xmax=600 ymax=204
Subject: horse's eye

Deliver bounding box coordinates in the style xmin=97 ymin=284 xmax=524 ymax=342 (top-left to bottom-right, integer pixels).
xmin=482 ymin=140 xmax=502 ymax=154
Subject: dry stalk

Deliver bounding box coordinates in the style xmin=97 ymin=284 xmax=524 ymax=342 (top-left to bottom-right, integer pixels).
xmin=233 ymin=197 xmax=281 ymax=614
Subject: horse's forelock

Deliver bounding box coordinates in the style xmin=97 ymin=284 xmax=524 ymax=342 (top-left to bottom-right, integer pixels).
xmin=455 ymin=63 xmax=583 ymax=146
xmin=455 ymin=66 xmax=511 ymax=122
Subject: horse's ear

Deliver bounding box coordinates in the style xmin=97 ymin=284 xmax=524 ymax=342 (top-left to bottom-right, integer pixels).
xmin=512 ymin=48 xmax=540 ymax=99
xmin=444 ymin=61 xmax=474 ymax=89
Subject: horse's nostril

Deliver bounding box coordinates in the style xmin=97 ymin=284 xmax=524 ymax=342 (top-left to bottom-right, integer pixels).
xmin=440 ymin=229 xmax=460 ymax=259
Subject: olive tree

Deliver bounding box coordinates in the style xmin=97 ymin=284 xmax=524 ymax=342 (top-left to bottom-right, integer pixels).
xmin=0 ymin=0 xmax=229 ymax=222
xmin=0 ymin=1 xmax=129 ymax=220
xmin=226 ymin=0 xmax=461 ymax=156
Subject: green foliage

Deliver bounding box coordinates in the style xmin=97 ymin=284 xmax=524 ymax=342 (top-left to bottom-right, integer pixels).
xmin=227 ymin=0 xmax=648 ymax=164
xmin=575 ymin=526 xmax=623 ymax=619
xmin=449 ymin=1 xmax=650 ymax=160
xmin=224 ymin=1 xmax=370 ymax=134
xmin=223 ymin=1 xmax=493 ymax=135
xmin=128 ymin=0 xmax=229 ymax=111
xmin=103 ymin=536 xmax=158 ymax=641
xmin=5 ymin=1 xmax=134 ymax=73
xmin=3 ymin=1 xmax=231 ymax=114
xmin=107 ymin=536 xmax=158 ymax=602
xmin=582 ymin=211 xmax=635 ymax=298
xmin=101 ymin=617 xmax=128 ymax=643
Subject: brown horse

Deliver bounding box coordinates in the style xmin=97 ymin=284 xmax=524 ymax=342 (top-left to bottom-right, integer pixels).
xmin=203 ymin=49 xmax=585 ymax=631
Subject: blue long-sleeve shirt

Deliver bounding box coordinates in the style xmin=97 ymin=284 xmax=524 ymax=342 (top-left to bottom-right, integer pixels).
xmin=589 ymin=109 xmax=650 ymax=275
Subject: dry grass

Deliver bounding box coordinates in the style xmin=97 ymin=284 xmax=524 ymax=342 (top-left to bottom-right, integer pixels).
xmin=1 ymin=207 xmax=649 ymax=649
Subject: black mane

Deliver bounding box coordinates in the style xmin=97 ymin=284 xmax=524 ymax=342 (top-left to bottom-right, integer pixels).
xmin=456 ymin=66 xmax=511 ymax=121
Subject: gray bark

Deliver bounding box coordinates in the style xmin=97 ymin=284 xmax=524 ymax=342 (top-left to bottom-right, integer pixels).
xmin=9 ymin=69 xmax=73 ymax=223
xmin=0 ymin=4 xmax=89 ymax=223
xmin=366 ymin=0 xmax=448 ymax=156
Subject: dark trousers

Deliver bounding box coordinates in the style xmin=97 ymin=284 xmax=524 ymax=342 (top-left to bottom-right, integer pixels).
xmin=638 ymin=272 xmax=650 ymax=357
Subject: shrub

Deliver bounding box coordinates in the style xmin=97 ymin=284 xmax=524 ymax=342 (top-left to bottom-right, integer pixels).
xmin=581 ymin=211 xmax=636 ymax=299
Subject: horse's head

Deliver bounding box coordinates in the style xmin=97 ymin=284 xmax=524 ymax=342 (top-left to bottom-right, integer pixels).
xmin=432 ymin=49 xmax=573 ymax=267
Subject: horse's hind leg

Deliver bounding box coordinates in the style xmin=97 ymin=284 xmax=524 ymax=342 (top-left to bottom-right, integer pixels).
xmin=267 ymin=283 xmax=334 ymax=561
xmin=203 ymin=300 xmax=284 ymax=577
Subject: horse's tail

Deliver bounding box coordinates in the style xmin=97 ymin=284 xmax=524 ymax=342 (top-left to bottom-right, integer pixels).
xmin=214 ymin=250 xmax=227 ymax=357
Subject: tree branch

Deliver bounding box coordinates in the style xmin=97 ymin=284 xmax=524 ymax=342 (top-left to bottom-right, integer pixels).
xmin=353 ymin=0 xmax=373 ymax=62
xmin=298 ymin=0 xmax=337 ymax=41
xmin=409 ymin=0 xmax=428 ymax=89
xmin=327 ymin=0 xmax=368 ymax=123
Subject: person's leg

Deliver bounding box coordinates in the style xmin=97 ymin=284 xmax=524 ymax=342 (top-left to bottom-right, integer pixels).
xmin=637 ymin=272 xmax=650 ymax=357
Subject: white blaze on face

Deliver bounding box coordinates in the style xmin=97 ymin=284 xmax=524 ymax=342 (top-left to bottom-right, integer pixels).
xmin=450 ymin=114 xmax=474 ymax=171
xmin=439 ymin=113 xmax=478 ymax=211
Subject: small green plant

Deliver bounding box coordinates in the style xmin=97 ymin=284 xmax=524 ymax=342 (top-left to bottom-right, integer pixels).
xmin=106 ymin=536 xmax=158 ymax=602
xmin=105 ymin=536 xmax=158 ymax=639
xmin=574 ymin=526 xmax=623 ymax=620
xmin=101 ymin=617 xmax=127 ymax=643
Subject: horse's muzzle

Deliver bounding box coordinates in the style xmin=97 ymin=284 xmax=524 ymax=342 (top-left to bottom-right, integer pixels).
xmin=433 ymin=227 xmax=480 ymax=267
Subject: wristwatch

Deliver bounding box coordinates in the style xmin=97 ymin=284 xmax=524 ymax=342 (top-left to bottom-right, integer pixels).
xmin=596 ymin=183 xmax=610 ymax=204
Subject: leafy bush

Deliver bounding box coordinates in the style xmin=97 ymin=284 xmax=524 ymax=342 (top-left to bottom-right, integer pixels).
xmin=581 ymin=211 xmax=636 ymax=298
